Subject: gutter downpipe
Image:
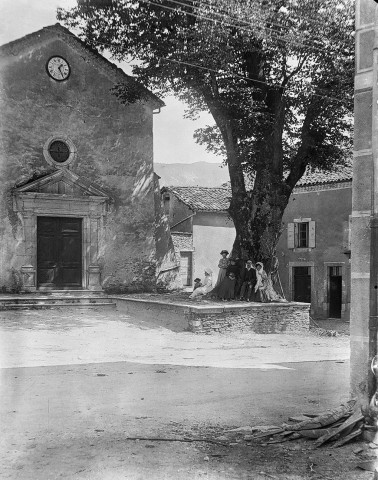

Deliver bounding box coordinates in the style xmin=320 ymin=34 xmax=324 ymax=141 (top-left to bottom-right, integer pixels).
xmin=369 ymin=3 xmax=378 ymax=399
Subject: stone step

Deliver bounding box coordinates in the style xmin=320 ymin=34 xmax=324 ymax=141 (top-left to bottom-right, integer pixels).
xmin=0 ymin=296 xmax=110 ymax=304
xmin=0 ymin=294 xmax=116 ymax=310
xmin=0 ymin=301 xmax=116 ymax=311
xmin=33 ymin=289 xmax=105 ymax=296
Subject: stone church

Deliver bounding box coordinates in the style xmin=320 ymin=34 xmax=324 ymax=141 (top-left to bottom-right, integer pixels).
xmin=0 ymin=24 xmax=179 ymax=293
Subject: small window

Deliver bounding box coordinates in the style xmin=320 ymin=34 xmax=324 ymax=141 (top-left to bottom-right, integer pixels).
xmin=330 ymin=266 xmax=342 ymax=276
xmin=296 ymin=222 xmax=309 ymax=248
xmin=43 ymin=135 xmax=77 ymax=168
xmin=288 ymin=220 xmax=316 ymax=249
xmin=163 ymin=194 xmax=170 ymax=214
xmin=49 ymin=140 xmax=70 ymax=163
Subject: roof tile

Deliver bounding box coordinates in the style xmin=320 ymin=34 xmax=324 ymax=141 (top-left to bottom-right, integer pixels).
xmin=163 ymin=165 xmax=352 ymax=213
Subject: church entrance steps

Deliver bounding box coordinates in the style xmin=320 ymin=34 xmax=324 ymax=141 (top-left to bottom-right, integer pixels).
xmin=35 ymin=289 xmax=105 ymax=296
xmin=0 ymin=294 xmax=116 ymax=311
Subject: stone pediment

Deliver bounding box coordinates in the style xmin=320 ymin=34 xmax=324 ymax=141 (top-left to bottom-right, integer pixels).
xmin=14 ymin=170 xmax=109 ymax=198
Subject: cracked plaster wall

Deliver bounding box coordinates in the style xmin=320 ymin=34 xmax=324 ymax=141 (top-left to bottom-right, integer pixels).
xmin=0 ymin=37 xmax=159 ymax=292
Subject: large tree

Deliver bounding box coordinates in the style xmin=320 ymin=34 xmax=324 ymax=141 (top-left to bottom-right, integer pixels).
xmin=58 ymin=0 xmax=354 ymax=271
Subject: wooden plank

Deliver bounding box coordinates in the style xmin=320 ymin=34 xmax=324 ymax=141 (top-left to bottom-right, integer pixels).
xmin=357 ymin=461 xmax=378 ymax=472
xmin=253 ymin=428 xmax=284 ymax=439
xmin=299 ymin=428 xmax=338 ymax=439
xmin=333 ymin=427 xmax=362 ymax=448
xmin=285 ymin=402 xmax=355 ymax=432
xmin=288 ymin=415 xmax=312 ymax=423
xmin=315 ymin=410 xmax=363 ymax=448
xmin=266 ymin=433 xmax=301 ymax=444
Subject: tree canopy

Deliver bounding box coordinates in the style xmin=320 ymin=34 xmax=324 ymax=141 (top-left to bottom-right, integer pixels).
xmin=58 ymin=0 xmax=354 ymax=270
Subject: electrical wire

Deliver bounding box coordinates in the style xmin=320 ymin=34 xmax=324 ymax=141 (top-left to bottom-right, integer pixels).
xmin=137 ymin=0 xmax=329 ymax=53
xmin=71 ymin=0 xmax=353 ymax=105
xmin=160 ymin=56 xmax=351 ymax=105
xmin=171 ymin=0 xmax=332 ymax=44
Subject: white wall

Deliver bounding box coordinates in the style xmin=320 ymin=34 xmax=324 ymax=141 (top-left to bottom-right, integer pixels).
xmin=192 ymin=213 xmax=235 ymax=284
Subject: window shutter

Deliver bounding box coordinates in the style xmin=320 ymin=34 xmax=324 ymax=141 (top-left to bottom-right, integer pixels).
xmin=287 ymin=223 xmax=295 ymax=248
xmin=309 ymin=221 xmax=316 ymax=248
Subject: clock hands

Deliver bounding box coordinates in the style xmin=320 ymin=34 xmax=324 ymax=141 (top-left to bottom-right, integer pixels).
xmin=47 ymin=57 xmax=70 ymax=81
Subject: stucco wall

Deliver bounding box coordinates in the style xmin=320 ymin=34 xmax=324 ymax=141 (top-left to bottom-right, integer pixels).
xmin=166 ymin=195 xmax=193 ymax=233
xmin=0 ymin=35 xmax=158 ymax=292
xmin=276 ymin=185 xmax=352 ymax=320
xmin=351 ymin=0 xmax=376 ymax=401
xmin=192 ymin=212 xmax=235 ymax=282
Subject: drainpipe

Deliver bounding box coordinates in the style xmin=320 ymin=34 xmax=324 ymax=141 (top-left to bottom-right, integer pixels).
xmin=369 ymin=2 xmax=378 ymax=399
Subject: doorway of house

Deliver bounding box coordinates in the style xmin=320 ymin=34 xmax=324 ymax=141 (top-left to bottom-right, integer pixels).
xmin=37 ymin=217 xmax=82 ymax=289
xmin=329 ymin=266 xmax=342 ymax=318
xmin=180 ymin=251 xmax=193 ymax=287
xmin=293 ymin=266 xmax=311 ymax=303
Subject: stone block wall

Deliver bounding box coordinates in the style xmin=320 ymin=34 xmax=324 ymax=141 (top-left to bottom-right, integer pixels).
xmin=187 ymin=303 xmax=310 ymax=334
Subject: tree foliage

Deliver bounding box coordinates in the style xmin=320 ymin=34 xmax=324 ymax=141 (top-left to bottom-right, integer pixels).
xmin=58 ymin=0 xmax=354 ymax=271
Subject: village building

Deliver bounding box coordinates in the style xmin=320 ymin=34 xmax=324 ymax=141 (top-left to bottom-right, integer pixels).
xmin=0 ymin=24 xmax=179 ymax=294
xmin=162 ymin=166 xmax=352 ymax=320
xmin=161 ymin=186 xmax=234 ymax=288
xmin=352 ymin=0 xmax=378 ymax=401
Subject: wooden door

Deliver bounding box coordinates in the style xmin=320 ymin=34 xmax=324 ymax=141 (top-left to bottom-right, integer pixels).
xmin=180 ymin=252 xmax=192 ymax=286
xmin=37 ymin=217 xmax=82 ymax=288
xmin=293 ymin=266 xmax=311 ymax=303
xmin=329 ymin=268 xmax=342 ymax=318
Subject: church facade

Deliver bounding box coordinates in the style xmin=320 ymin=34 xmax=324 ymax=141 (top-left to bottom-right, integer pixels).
xmin=0 ymin=24 xmax=179 ymax=293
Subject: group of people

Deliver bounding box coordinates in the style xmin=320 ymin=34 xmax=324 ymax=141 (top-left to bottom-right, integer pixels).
xmin=189 ymin=250 xmax=285 ymax=302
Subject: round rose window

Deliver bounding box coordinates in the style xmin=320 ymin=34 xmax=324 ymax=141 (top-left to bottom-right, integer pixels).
xmin=48 ymin=140 xmax=70 ymax=163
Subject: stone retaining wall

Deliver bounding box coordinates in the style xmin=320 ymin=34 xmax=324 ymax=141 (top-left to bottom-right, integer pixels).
xmin=187 ymin=303 xmax=310 ymax=334
xmin=114 ymin=296 xmax=310 ymax=334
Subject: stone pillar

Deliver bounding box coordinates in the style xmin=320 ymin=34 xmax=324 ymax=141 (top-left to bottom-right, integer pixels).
xmin=351 ymin=0 xmax=378 ymax=402
xmin=87 ymin=265 xmax=101 ymax=290
xmin=21 ymin=264 xmax=36 ymax=292
xmin=22 ymin=211 xmax=37 ymax=265
xmin=87 ymin=215 xmax=102 ymax=290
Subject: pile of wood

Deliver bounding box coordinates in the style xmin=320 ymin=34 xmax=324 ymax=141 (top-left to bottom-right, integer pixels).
xmin=253 ymin=400 xmax=365 ymax=448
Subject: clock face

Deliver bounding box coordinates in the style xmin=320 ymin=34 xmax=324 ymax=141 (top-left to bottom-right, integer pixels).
xmin=46 ymin=56 xmax=70 ymax=81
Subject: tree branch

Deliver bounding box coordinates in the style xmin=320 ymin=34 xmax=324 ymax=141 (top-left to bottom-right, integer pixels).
xmin=282 ymin=55 xmax=309 ymax=87
xmin=285 ymin=96 xmax=320 ymax=189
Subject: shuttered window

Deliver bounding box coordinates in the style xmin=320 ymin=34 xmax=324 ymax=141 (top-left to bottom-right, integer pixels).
xmin=287 ymin=220 xmax=316 ymax=249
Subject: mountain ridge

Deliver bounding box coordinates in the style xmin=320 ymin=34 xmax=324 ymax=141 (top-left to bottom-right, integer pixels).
xmin=154 ymin=162 xmax=230 ymax=188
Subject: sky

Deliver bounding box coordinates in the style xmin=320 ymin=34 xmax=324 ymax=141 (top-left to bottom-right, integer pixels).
xmin=0 ymin=0 xmax=220 ymax=164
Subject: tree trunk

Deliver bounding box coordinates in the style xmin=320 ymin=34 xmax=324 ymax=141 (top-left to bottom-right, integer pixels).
xmin=229 ymin=170 xmax=292 ymax=273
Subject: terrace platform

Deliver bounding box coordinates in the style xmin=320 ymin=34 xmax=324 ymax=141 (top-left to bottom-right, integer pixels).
xmin=111 ymin=293 xmax=310 ymax=334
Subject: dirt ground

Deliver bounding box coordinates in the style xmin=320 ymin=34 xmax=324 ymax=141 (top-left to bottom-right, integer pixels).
xmin=0 ymin=306 xmax=373 ymax=480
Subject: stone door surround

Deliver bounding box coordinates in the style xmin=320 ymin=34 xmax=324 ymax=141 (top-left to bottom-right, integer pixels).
xmin=13 ymin=169 xmax=110 ymax=292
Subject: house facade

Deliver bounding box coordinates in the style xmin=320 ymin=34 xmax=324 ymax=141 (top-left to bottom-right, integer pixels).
xmin=161 ymin=187 xmax=235 ymax=286
xmin=276 ymin=170 xmax=352 ymax=321
xmin=162 ymin=168 xmax=352 ymax=320
xmin=0 ymin=24 xmax=179 ymax=293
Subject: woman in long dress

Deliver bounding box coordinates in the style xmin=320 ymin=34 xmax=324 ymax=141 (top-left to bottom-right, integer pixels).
xmin=189 ymin=268 xmax=213 ymax=299
xmin=215 ymin=250 xmax=229 ymax=287
xmin=254 ymin=262 xmax=287 ymax=302
xmin=211 ymin=258 xmax=240 ymax=300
